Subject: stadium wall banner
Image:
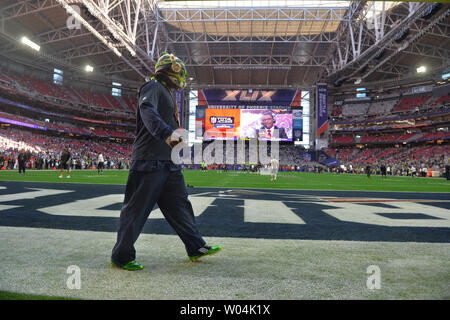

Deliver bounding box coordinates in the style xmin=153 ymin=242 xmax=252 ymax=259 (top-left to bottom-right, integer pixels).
xmin=292 ymin=107 xmax=303 ymax=142
xmin=0 ymin=116 xmax=47 ymax=130
xmin=317 ymin=150 xmax=339 ymax=167
xmin=195 ymin=106 xmax=206 ymax=138
xmin=316 ymin=83 xmax=328 ymax=136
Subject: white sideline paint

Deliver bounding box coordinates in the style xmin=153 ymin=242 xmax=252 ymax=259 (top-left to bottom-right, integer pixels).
xmin=244 ymin=199 xmax=305 ymax=224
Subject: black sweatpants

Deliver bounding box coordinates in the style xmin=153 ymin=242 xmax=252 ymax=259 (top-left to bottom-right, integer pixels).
xmin=111 ymin=161 xmax=205 ymax=266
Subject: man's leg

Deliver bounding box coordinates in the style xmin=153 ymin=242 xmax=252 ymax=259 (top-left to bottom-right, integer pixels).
xmin=111 ymin=169 xmax=166 ymax=267
xmin=157 ymin=167 xmax=206 ymax=257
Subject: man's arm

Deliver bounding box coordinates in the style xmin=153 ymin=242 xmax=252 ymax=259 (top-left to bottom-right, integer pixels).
xmin=139 ymin=101 xmax=174 ymax=140
xmin=138 ymin=84 xmax=183 ymax=148
xmin=139 ymin=102 xmax=183 ymax=148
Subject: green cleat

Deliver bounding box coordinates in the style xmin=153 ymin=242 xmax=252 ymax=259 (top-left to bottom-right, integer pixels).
xmin=110 ymin=260 xmax=144 ymax=271
xmin=189 ymin=245 xmax=222 ymax=262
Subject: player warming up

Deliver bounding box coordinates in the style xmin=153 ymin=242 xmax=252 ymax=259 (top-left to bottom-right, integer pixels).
xmin=270 ymin=158 xmax=279 ymax=181
xmin=110 ymin=52 xmax=221 ymax=271
xmin=97 ymin=153 xmax=104 ymax=175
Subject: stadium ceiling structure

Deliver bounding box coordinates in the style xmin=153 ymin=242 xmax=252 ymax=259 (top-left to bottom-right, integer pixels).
xmin=0 ymin=0 xmax=448 ymax=90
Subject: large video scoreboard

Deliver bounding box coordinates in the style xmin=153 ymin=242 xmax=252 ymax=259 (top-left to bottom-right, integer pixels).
xmin=195 ymin=89 xmax=304 ymax=141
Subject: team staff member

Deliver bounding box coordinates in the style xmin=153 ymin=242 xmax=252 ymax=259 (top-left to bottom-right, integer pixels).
xmin=111 ymin=52 xmax=221 ymax=271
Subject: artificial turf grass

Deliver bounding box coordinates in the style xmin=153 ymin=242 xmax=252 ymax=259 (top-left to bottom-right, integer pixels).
xmin=0 ymin=290 xmax=79 ymax=300
xmin=0 ymin=169 xmax=448 ymax=193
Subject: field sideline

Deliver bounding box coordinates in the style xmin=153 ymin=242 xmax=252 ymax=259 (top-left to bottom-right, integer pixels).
xmin=0 ymin=169 xmax=448 ymax=193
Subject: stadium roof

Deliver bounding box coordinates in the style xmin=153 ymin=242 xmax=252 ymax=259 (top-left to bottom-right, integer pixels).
xmin=0 ymin=1 xmax=448 ymax=89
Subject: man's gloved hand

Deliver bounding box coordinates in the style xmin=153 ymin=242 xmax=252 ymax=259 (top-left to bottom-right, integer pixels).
xmin=165 ymin=131 xmax=184 ymax=148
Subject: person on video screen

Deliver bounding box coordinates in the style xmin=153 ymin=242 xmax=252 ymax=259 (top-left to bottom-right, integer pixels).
xmin=254 ymin=111 xmax=288 ymax=140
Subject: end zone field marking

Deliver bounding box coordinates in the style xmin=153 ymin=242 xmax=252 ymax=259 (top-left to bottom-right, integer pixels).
xmin=0 ymin=188 xmax=73 ymax=202
xmin=243 ymin=199 xmax=306 ymax=224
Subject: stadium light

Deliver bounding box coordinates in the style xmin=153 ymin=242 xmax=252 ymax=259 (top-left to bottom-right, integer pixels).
xmin=85 ymin=65 xmax=94 ymax=72
xmin=416 ymin=66 xmax=426 ymax=73
xmin=21 ymin=36 xmax=40 ymax=51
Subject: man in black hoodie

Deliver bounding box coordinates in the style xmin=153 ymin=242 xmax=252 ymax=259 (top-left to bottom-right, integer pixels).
xmin=111 ymin=52 xmax=221 ymax=271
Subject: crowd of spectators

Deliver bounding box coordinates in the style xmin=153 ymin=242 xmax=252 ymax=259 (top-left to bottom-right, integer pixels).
xmin=1 ymin=125 xmax=448 ymax=178
xmin=0 ymin=127 xmax=132 ymax=171
xmin=325 ymin=144 xmax=449 ymax=176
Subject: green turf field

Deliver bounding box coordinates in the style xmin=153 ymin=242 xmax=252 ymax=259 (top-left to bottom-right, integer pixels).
xmin=0 ymin=169 xmax=448 ymax=192
xmin=0 ymin=290 xmax=78 ymax=300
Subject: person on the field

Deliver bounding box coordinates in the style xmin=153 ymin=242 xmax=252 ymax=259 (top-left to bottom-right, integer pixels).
xmin=59 ymin=147 xmax=71 ymax=178
xmin=411 ymin=165 xmax=416 ymax=177
xmin=111 ymin=52 xmax=221 ymax=271
xmin=366 ymin=164 xmax=371 ymax=178
xmin=17 ymin=149 xmax=27 ymax=174
xmin=445 ymin=159 xmax=450 ymax=181
xmin=97 ymin=153 xmax=104 ymax=175
xmin=380 ymin=163 xmax=387 ymax=178
xmin=270 ymin=158 xmax=279 ymax=181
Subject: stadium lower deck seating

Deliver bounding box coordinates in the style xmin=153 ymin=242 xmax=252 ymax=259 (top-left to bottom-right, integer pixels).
xmin=326 ymin=144 xmax=449 ymax=169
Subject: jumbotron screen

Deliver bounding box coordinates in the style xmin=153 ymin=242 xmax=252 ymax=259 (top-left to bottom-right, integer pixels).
xmin=202 ymin=108 xmax=293 ymax=141
xmin=195 ymin=89 xmax=303 ymax=142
